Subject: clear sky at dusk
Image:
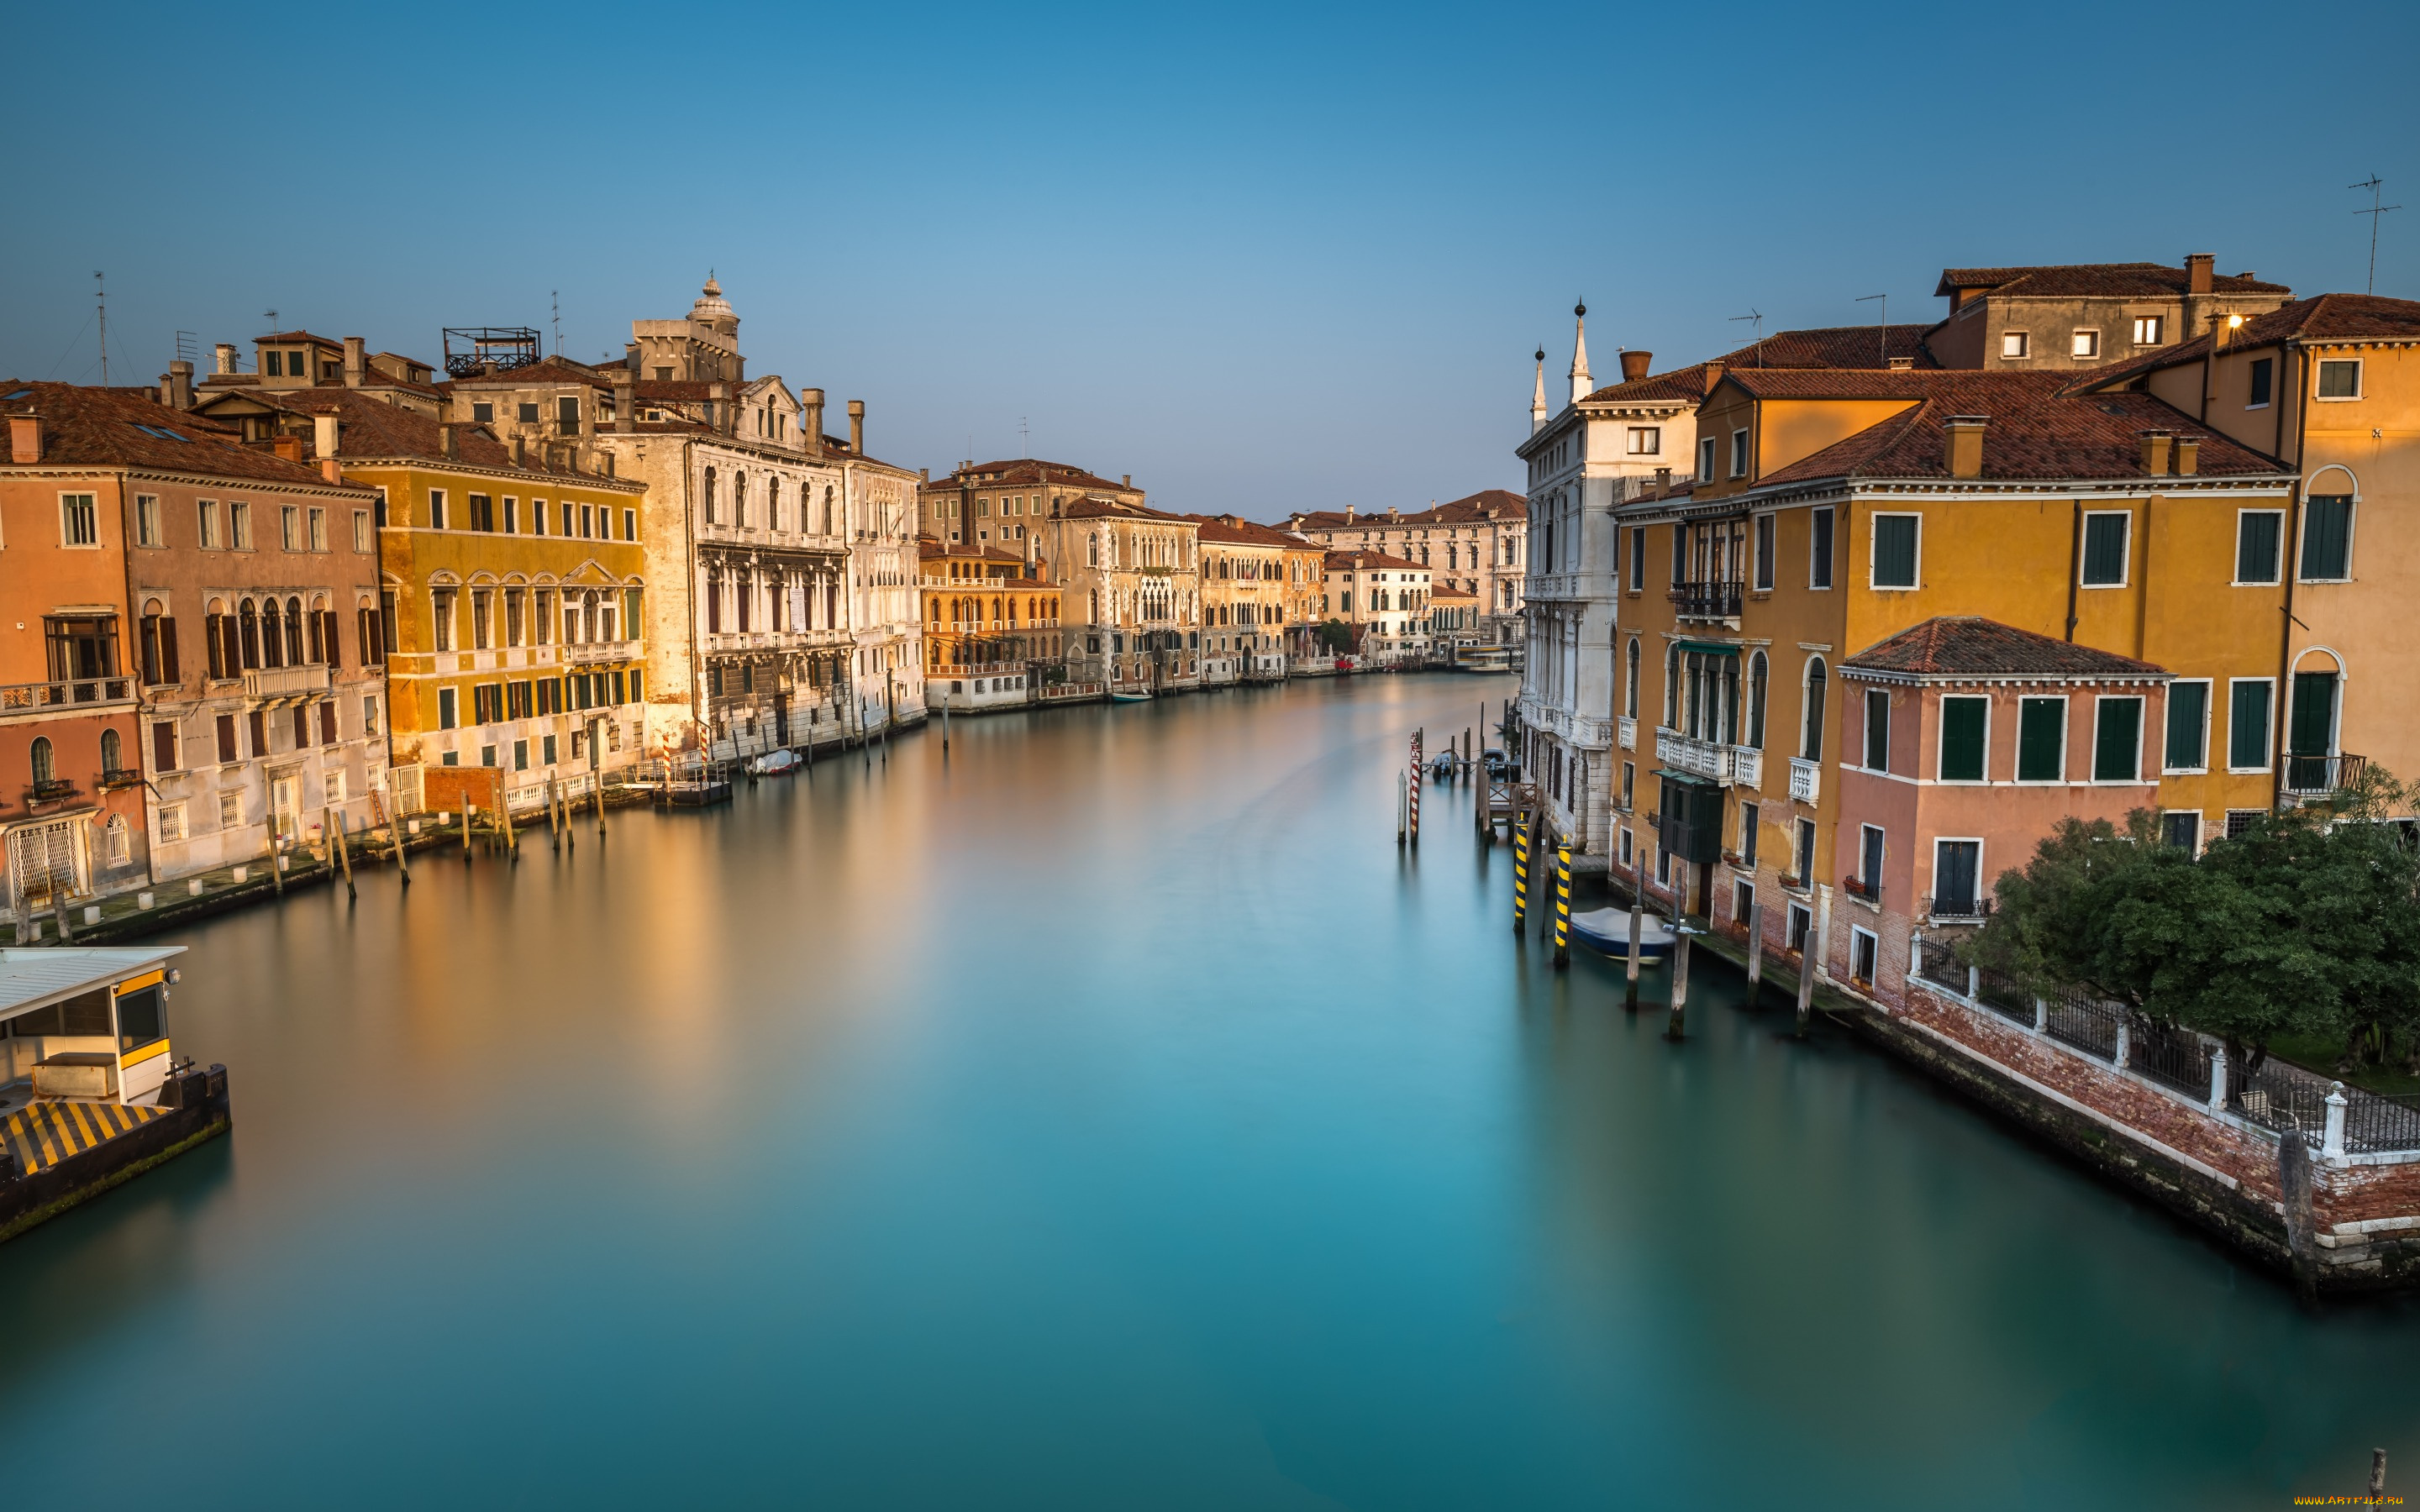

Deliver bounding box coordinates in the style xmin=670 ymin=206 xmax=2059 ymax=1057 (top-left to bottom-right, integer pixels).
xmin=5 ymin=1 xmax=2412 ymax=517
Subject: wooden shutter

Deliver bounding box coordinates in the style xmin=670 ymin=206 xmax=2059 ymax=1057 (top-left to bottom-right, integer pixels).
xmin=1939 ymin=697 xmax=1986 ymax=781
xmin=152 ymin=721 xmax=176 ymax=773
xmin=2093 ymin=698 xmax=2141 ymax=780
xmin=2017 ymin=698 xmax=2064 ymax=780
xmin=2288 ymin=673 xmax=2336 ymax=755
xmin=319 ymin=701 xmax=337 ymax=746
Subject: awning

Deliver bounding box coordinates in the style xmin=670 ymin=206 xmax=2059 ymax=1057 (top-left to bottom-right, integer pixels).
xmin=1654 ymin=768 xmax=1722 ymax=789
xmin=1678 ymin=640 xmax=1741 ymax=657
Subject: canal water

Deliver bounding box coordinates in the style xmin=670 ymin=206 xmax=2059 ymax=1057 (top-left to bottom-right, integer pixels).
xmin=1 ymin=674 xmax=2410 ymax=1508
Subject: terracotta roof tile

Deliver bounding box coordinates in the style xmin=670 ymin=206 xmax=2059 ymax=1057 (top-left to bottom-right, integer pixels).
xmin=2073 ymin=292 xmax=2420 ymax=391
xmin=1323 ymin=549 xmax=1427 ymax=573
xmin=0 ymin=381 xmax=366 ymax=491
xmin=449 ymin=358 xmax=617 ymax=391
xmin=930 ymin=457 xmax=1136 ymax=494
xmin=1843 ymin=617 xmax=2168 ymax=680
xmin=1287 ymin=489 xmax=1526 ymax=531
xmin=192 ymin=387 xmax=636 ymax=485
xmin=1933 ymin=263 xmax=2290 ymax=299
xmin=1723 ymin=323 xmax=1942 ymax=370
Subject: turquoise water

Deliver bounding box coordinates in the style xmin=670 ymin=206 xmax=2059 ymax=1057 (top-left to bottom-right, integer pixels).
xmin=1 ymin=673 xmax=2410 ymax=1508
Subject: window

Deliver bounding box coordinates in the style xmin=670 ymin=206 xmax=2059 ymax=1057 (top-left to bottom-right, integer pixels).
xmin=1809 ymin=507 xmax=1834 ymax=589
xmin=623 ymin=508 xmax=637 ymax=541
xmin=1939 ymin=696 xmax=1987 ymax=781
xmin=218 ymin=790 xmax=242 ymax=828
xmin=2247 ymin=357 xmax=2273 ymax=407
xmin=1669 ymin=525 xmax=1684 ymax=586
xmin=1728 ymin=428 xmax=1749 ymax=479
xmin=2070 ymin=329 xmax=2100 ymax=359
xmin=431 ymin=589 xmax=455 ymax=652
xmin=503 ymin=498 xmax=518 ymax=534
xmin=353 ymin=510 xmax=371 ymax=552
xmin=2017 ymin=697 xmax=2065 ymax=781
xmin=1697 ymin=436 xmax=1717 ymax=482
xmin=1623 ymin=638 xmax=1640 ymax=717
xmin=2165 ymin=680 xmax=2210 ymax=771
xmin=1787 ymin=901 xmax=1812 ymax=951
xmin=2093 ymin=696 xmax=2143 ymax=780
xmin=1627 ymin=426 xmax=1660 ymax=455
xmin=1739 ymin=802 xmax=1759 ymax=868
xmin=517 ymin=402 xmax=540 ymax=424
xmin=2235 ymin=511 xmax=2283 ymax=584
xmin=308 ymin=507 xmax=327 ymax=552
xmin=232 ymin=501 xmax=254 ymax=549
xmin=151 ymin=719 xmax=179 ymax=773
xmin=280 ymin=506 xmax=298 ymax=550
xmin=2161 ymin=811 xmax=2201 ymax=851
xmin=1754 ymin=514 xmax=1775 ymax=591
xmin=429 ymin=490 xmax=447 ymax=530
xmin=471 ymin=590 xmax=492 ymax=650
xmin=1795 ymin=819 xmax=1816 ymax=887
xmin=2001 ymin=331 xmax=2029 ymax=360
xmin=2081 ymin=512 xmax=2129 ymax=586
xmin=1800 ymin=658 xmax=1827 ymax=762
xmin=129 ymin=493 xmax=161 ymax=547
xmin=1870 ymin=513 xmax=1918 ymax=589
xmin=2317 ymin=360 xmax=2362 ymax=400
xmin=159 ymin=804 xmax=185 ymax=843
xmin=557 ymin=396 xmax=580 ymax=435
xmin=1627 ymin=528 xmax=1644 ymax=591
xmin=44 ymin=615 xmax=119 ymax=680
xmin=2288 ymin=669 xmax=2338 ymax=767
xmin=198 ymin=499 xmax=220 ymax=549
xmin=2301 ymin=496 xmax=2353 ymax=580
xmin=1746 ymin=651 xmax=1767 ymax=748
xmin=1933 ymin=840 xmax=1981 ymax=915
xmin=215 ymin=713 xmax=238 ymax=764
xmin=469 ymin=494 xmax=494 ymax=532
xmin=1860 ymin=824 xmax=1885 ymax=890
xmin=471 ymin=402 xmax=495 ymax=423
xmin=2133 ymin=316 xmax=2165 ymax=346
xmin=1863 ymin=688 xmax=1891 ymax=772
xmin=60 ymin=492 xmax=98 ymax=546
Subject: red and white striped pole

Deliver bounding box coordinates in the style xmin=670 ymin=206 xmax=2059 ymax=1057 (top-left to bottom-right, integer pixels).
xmin=1409 ymin=729 xmax=1422 ymax=847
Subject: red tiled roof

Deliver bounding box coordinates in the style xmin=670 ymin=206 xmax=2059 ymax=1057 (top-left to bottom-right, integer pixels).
xmin=929 ymin=457 xmax=1135 ymax=494
xmin=1717 ymin=368 xmax=1953 ymax=401
xmin=2073 ymin=292 xmax=2420 ymax=391
xmin=1753 ymin=373 xmax=2287 ymax=487
xmin=1060 ymin=496 xmax=1191 ymax=523
xmin=1181 ymin=514 xmax=1300 ymax=548
xmin=1723 ymin=323 xmax=1942 ymax=370
xmin=192 ymin=387 xmax=638 ymax=486
xmin=449 ymin=358 xmax=617 ymax=391
xmin=1323 ymin=549 xmax=1427 ymax=573
xmin=1580 ymin=362 xmax=1724 ymax=406
xmin=259 ymin=329 xmax=343 ymax=347
xmin=1933 ymin=263 xmax=2290 ymax=299
xmin=1287 ymin=489 xmax=1526 ymax=531
xmin=0 ymin=381 xmax=366 ymax=491
xmin=1843 ymin=617 xmax=2168 ymax=681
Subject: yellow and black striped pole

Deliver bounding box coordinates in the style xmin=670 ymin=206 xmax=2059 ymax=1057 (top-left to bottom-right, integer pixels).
xmin=1512 ymin=817 xmax=1529 ymax=936
xmin=1553 ymin=843 xmax=1572 ymax=969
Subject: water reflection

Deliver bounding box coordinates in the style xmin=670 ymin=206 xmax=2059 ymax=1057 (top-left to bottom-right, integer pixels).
xmin=0 ymin=673 xmax=2409 ymax=1509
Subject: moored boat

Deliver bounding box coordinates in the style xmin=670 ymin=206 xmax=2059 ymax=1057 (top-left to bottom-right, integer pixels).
xmin=1109 ymin=690 xmax=1153 ymax=704
xmin=748 ymin=748 xmax=800 ymax=777
xmin=1567 ymin=906 xmax=1676 ymax=964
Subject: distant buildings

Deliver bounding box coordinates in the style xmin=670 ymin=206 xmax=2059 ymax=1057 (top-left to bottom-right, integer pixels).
xmin=1284 ymin=490 xmax=1527 ymax=644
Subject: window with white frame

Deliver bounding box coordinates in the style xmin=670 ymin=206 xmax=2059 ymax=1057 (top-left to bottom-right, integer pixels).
xmin=2133 ymin=315 xmax=2165 ymax=346
xmin=2092 ymin=695 xmax=2144 ymax=780
xmin=60 ymin=492 xmax=98 ymax=547
xmin=2300 ymin=496 xmax=2354 ymax=580
xmin=2164 ymin=680 xmax=2210 ymax=772
xmin=1939 ymin=696 xmax=1987 ymax=781
xmin=1863 ymin=687 xmax=1891 ymax=773
xmin=198 ymin=499 xmax=220 ymax=549
xmin=1870 ymin=512 xmax=1918 ymax=589
xmin=1729 ymin=428 xmax=1750 ymax=479
xmin=2001 ymin=331 xmax=2030 ymax=360
xmin=1628 ymin=426 xmax=1660 ymax=455
xmin=136 ymin=494 xmax=161 ymax=547
xmin=1697 ymin=436 xmax=1717 ymax=482
xmin=1754 ymin=514 xmax=1775 ymax=591
xmin=2227 ymin=678 xmax=2272 ymax=770
xmin=2070 ymin=329 xmax=2100 ymax=359
xmin=1810 ymin=507 xmax=1834 ymax=589
xmin=2235 ymin=510 xmax=2283 ymax=584
xmin=2016 ymin=696 xmax=2065 ymax=781
xmin=2160 ymin=811 xmax=2202 ymax=851
xmin=2317 ymin=360 xmax=2362 ymax=400
xmin=2080 ymin=511 xmax=2130 ymax=585
xmin=1933 ymin=838 xmax=1983 ymax=915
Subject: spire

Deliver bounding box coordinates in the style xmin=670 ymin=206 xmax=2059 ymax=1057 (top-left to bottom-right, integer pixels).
xmin=1530 ymin=346 xmax=1548 ymax=434
xmin=1568 ymin=300 xmax=1591 ymax=404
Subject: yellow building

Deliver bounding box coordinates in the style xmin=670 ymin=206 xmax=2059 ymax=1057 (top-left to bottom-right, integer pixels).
xmin=1184 ymin=515 xmax=1298 ymax=683
xmin=199 ymin=389 xmax=650 ymax=801
xmin=918 ymin=537 xmax=1065 ymax=711
xmin=1602 ymin=366 xmax=2296 ymax=963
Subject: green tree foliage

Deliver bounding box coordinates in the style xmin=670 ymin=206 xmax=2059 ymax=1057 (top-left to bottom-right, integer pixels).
xmin=1315 ymin=619 xmax=1354 ymax=654
xmin=1969 ymin=771 xmax=2420 ymax=1075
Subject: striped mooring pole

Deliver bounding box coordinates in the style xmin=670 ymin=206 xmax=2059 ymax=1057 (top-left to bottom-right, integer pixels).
xmin=1512 ymin=816 xmax=1529 ymax=936
xmin=1408 ymin=731 xmax=1422 ymax=847
xmin=1552 ymin=843 xmax=1572 ymax=969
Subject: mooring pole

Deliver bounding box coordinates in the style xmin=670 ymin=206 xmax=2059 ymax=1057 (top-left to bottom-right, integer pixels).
xmin=1397 ymin=769 xmax=1407 ymax=845
xmin=329 ymin=808 xmax=355 ymax=900
xmin=546 ymin=774 xmax=560 ymax=849
xmin=463 ymin=803 xmax=474 ymax=863
xmin=1552 ymin=843 xmax=1571 ymax=969
xmin=1409 ymin=731 xmax=1422 ymax=847
xmin=1512 ymin=816 xmax=1529 ymax=936
xmin=1667 ymin=930 xmax=1691 ymax=1040
xmin=1745 ymin=902 xmax=1764 ymax=993
xmin=1625 ymin=899 xmax=1642 ymax=1011
xmin=389 ymin=803 xmax=411 ymax=885
xmin=1795 ymin=932 xmax=1817 ymax=1036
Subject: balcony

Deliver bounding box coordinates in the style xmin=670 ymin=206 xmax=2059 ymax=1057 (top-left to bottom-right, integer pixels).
xmin=1617 ymin=716 xmax=1636 ymax=751
xmin=1843 ymin=874 xmax=1881 ymax=906
xmin=0 ymin=676 xmax=134 ymax=711
xmin=1655 ymin=727 xmax=1733 ymax=783
xmin=243 ymin=664 xmax=330 ymax=698
xmin=1733 ymin=747 xmax=1762 ymax=789
xmin=2283 ymin=751 xmax=2366 ymax=798
xmin=1789 ymin=757 xmax=1821 ymax=806
xmin=1928 ymin=895 xmax=1991 ymax=923
xmin=1669 ymin=580 xmax=1744 ymax=621
xmin=566 ymin=638 xmax=638 ymax=664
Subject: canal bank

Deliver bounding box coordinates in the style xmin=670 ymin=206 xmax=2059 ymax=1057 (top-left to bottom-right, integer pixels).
xmin=0 ymin=673 xmax=2411 ymax=1509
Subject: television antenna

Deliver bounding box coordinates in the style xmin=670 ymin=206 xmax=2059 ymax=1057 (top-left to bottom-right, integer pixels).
xmin=550 ymin=291 xmax=562 ymax=357
xmin=93 ymin=272 xmax=108 ymax=387
xmin=1856 ymin=293 xmax=1887 ymax=365
xmin=1730 ymin=308 xmax=1765 ymax=362
xmin=2351 ymin=176 xmax=2400 ymax=294
xmin=1020 ymin=416 xmax=1030 ymax=457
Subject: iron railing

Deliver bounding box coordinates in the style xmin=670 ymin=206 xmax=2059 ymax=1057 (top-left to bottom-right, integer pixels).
xmin=2283 ymin=751 xmax=2367 ymax=796
xmin=1973 ymin=968 xmax=2036 ymax=1026
xmin=2043 ymin=985 xmax=2123 ymax=1062
xmin=1669 ymin=580 xmax=1744 ymax=619
xmin=1928 ymin=894 xmax=1991 ymax=922
xmin=2127 ymin=1017 xmax=2213 ymax=1099
xmin=1914 ymin=938 xmax=1963 ymax=994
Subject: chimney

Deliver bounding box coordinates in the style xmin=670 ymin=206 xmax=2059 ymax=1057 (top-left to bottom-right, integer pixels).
xmin=168 ymin=360 xmax=194 ymax=410
xmin=9 ymin=414 xmax=41 ymax=465
xmin=709 ymin=381 xmax=729 ymax=432
xmin=271 ymin=434 xmax=303 ymax=463
xmin=2185 ymin=254 xmax=2213 ymax=294
xmin=1619 ymin=349 xmax=1652 ymax=383
xmin=1387 ymin=506 xmax=1400 ymax=521
xmin=1702 ymin=360 xmax=1724 ymax=391
xmin=2138 ymin=429 xmax=2173 ymax=475
xmin=613 ymin=370 xmax=634 ymax=433
xmin=1944 ymin=415 xmax=1988 ymax=479
xmin=847 ymin=398 xmax=864 ymax=454
xmin=343 ymin=337 xmax=366 ymax=388
xmin=511 ymin=434 xmax=527 ymax=466
xmin=1655 ymin=465 xmax=1671 ymax=494
xmin=439 ymin=423 xmax=459 ymax=460
xmin=1344 ymin=506 xmax=1355 ymax=522
xmin=918 ymin=466 xmax=929 ymax=483
xmin=314 ymin=413 xmax=339 ymax=462
xmin=1122 ymin=474 xmax=1131 ymax=488
xmin=2213 ymin=312 xmax=2244 ymax=350
xmin=802 ymin=388 xmax=824 ymax=457
xmin=213 ymin=343 xmax=238 ymax=376
xmin=2175 ymin=437 xmax=2200 ymax=476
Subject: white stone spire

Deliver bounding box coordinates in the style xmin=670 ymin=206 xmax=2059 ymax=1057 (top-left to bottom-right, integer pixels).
xmin=1568 ymin=300 xmax=1591 ymax=404
xmin=1530 ymin=345 xmax=1548 ymax=433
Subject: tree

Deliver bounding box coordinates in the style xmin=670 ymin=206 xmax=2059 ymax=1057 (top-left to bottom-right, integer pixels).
xmin=1315 ymin=618 xmax=1354 ymax=654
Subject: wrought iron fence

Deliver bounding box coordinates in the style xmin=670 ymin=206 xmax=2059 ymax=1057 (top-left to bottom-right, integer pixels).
xmin=2127 ymin=1017 xmax=2212 ymax=1100
xmin=2231 ymin=1058 xmax=2333 ymax=1144
xmin=2344 ymin=1091 xmax=2420 ymax=1154
xmin=1913 ymin=938 xmax=1963 ymax=995
xmin=1973 ymin=968 xmax=2037 ymax=1027
xmin=2043 ymin=985 xmax=2123 ymax=1062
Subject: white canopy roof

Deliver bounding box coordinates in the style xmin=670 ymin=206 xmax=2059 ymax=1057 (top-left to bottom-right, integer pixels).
xmin=0 ymin=948 xmax=186 ymax=1021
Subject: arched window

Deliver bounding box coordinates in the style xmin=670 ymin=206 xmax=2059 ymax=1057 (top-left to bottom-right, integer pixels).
xmin=29 ymin=737 xmax=54 ymax=786
xmin=286 ymin=596 xmax=304 ymax=664
xmin=1802 ymin=658 xmax=1828 ymax=762
xmin=1625 ymin=638 xmax=1640 ymax=719
xmin=105 ymin=813 xmax=129 ymax=864
xmin=765 ymin=476 xmax=781 ymax=531
xmin=1088 ymin=533 xmax=1100 ymax=567
xmin=702 ymin=466 xmax=718 ymax=524
xmin=259 ymin=599 xmax=283 ymax=669
xmin=1747 ymin=651 xmax=1769 ymax=749
xmin=100 ymin=727 xmax=121 ymax=774
xmin=702 ymin=572 xmax=720 ymax=635
xmin=824 ymin=485 xmax=835 ymax=536
xmin=734 ymin=471 xmax=748 ymax=528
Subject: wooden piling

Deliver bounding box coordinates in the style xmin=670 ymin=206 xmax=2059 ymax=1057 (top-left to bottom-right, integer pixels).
xmin=546 ymin=775 xmax=560 ymax=849
xmin=594 ymin=776 xmax=606 ymax=837
xmin=1552 ymin=843 xmax=1571 ymax=969
xmin=1745 ymin=902 xmax=1764 ymax=992
xmin=1666 ymin=931 xmax=1691 ymax=1040
xmin=463 ymin=803 xmax=474 ymax=862
xmin=385 ymin=795 xmax=410 ymax=885
xmin=2281 ymin=1134 xmax=2319 ymax=1303
xmin=1624 ymin=900 xmax=1642 ymax=1011
xmin=329 ymin=808 xmax=355 ymax=900
xmin=1795 ymin=933 xmax=1817 ymax=1035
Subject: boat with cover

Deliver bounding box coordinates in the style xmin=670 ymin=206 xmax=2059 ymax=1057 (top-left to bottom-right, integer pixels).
xmin=748 ymin=748 xmax=800 ymax=777
xmin=1567 ymin=906 xmax=1676 ymax=964
xmin=1110 ymin=690 xmax=1153 ymax=704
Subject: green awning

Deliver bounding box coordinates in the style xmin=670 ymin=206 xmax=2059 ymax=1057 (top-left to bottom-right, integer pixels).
xmin=1678 ymin=640 xmax=1741 ymax=657
xmin=1654 ymin=768 xmax=1721 ymax=789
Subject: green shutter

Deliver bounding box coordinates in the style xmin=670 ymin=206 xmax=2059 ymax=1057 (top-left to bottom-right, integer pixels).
xmin=1865 ymin=689 xmax=1891 ymax=771
xmin=2094 ymin=698 xmax=2142 ymax=780
xmin=2081 ymin=513 xmax=2129 ymax=585
xmin=2164 ymin=682 xmax=2207 ymax=769
xmin=1873 ymin=515 xmax=1918 ymax=588
xmin=2017 ymin=697 xmax=2065 ymax=780
xmin=2288 ymin=672 xmax=2337 ymax=756
xmin=2236 ymin=512 xmax=2281 ymax=583
xmin=1939 ymin=697 xmax=1986 ymax=781
xmin=2228 ymin=680 xmax=2271 ymax=769
xmin=2302 ymin=496 xmax=2352 ymax=580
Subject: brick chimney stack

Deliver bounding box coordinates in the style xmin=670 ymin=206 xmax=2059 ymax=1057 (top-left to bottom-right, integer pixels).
xmin=2186 ymin=253 xmax=2214 ymax=294
xmin=613 ymin=370 xmax=634 ymax=434
xmin=1944 ymin=416 xmax=1988 ymax=479
xmin=9 ymin=414 xmax=41 ymax=465
xmin=1620 ymin=349 xmax=1652 ymax=382
xmin=847 ymin=399 xmax=864 ymax=454
xmin=803 ymin=389 xmax=825 ymax=457
xmin=343 ymin=337 xmax=366 ymax=388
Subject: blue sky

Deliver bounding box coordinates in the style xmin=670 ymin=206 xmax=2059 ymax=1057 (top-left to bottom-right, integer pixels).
xmin=6 ymin=1 xmax=2412 ymax=517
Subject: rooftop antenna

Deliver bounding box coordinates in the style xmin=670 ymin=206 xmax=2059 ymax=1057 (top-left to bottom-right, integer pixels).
xmin=93 ymin=272 xmax=108 ymax=387
xmin=1729 ymin=308 xmax=1765 ymax=363
xmin=550 ymin=290 xmax=562 ymax=358
xmin=175 ymin=330 xmax=198 ymax=365
xmin=1020 ymin=416 xmax=1030 ymax=458
xmin=1856 ymin=293 xmax=1887 ymax=365
xmin=262 ymin=308 xmax=278 ymax=334
xmin=2351 ymin=176 xmax=2400 ymax=294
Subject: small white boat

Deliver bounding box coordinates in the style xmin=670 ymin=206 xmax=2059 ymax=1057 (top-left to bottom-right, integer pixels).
xmin=1110 ymin=690 xmax=1153 ymax=704
xmin=1568 ymin=906 xmax=1676 ymax=963
xmin=747 ymin=748 xmax=801 ymax=777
